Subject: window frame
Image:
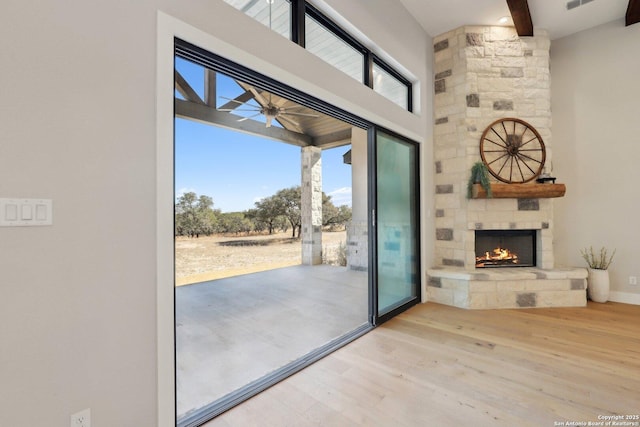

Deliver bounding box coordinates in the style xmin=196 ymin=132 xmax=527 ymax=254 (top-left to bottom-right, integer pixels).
xmin=228 ymin=0 xmax=413 ymax=112
xmin=372 ymin=55 xmax=413 ymax=112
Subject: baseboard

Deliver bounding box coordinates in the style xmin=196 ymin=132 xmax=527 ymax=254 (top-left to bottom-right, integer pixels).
xmin=608 ymin=291 xmax=640 ymax=305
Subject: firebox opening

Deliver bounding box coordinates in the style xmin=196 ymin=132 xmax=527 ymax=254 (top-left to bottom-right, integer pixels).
xmin=475 ymin=230 xmax=536 ymax=268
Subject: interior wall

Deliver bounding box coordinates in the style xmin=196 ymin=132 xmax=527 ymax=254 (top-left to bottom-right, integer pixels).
xmin=0 ymin=1 xmax=430 ymax=426
xmin=551 ymin=19 xmax=640 ymax=302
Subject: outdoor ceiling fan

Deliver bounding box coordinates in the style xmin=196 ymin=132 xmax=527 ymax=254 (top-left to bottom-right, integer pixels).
xmin=218 ymin=89 xmax=319 ymax=128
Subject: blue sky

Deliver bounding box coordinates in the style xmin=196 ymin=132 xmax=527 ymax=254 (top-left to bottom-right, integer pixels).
xmin=175 ymin=57 xmax=352 ymax=212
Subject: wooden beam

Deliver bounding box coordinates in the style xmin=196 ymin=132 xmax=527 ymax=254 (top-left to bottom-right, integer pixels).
xmin=175 ymin=71 xmax=204 ymax=104
xmin=627 ymin=0 xmax=640 ymax=26
xmin=175 ymin=99 xmax=312 ymax=147
xmin=506 ymin=0 xmax=534 ymax=37
xmin=204 ymin=69 xmax=216 ymax=107
xmin=471 ymin=183 xmax=566 ymax=199
xmin=311 ymin=128 xmax=352 ymax=149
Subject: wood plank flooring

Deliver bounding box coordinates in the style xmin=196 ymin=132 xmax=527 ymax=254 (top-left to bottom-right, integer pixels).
xmin=205 ymin=302 xmax=640 ymax=427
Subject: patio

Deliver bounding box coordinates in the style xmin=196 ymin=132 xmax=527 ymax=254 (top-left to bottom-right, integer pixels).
xmin=176 ymin=264 xmax=368 ymax=420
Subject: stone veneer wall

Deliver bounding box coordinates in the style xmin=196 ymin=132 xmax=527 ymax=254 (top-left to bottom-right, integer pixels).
xmin=433 ymin=26 xmax=554 ymax=270
xmin=347 ymin=220 xmax=368 ymax=271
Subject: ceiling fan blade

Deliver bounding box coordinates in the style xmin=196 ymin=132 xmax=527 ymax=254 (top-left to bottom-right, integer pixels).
xmin=217 ymin=108 xmax=260 ymax=112
xmin=237 ymin=113 xmax=262 ymax=122
xmin=218 ymin=96 xmax=247 ymax=104
xmin=276 ymin=114 xmax=302 ymax=129
xmin=282 ymin=111 xmax=320 ymax=118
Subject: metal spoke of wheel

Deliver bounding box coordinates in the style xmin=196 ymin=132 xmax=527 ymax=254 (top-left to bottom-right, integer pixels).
xmin=519 ymin=134 xmax=540 ymax=149
xmin=517 ymin=151 xmax=543 ymax=165
xmin=488 ymin=152 xmax=510 ymax=167
xmin=490 ymin=128 xmax=509 ymax=147
xmin=516 ymin=153 xmax=538 ymax=175
xmin=510 ymin=156 xmax=517 ymax=182
xmin=496 ymin=155 xmax=511 ymax=178
xmin=484 ymin=137 xmax=507 ymax=149
xmin=501 ymin=121 xmax=509 ymax=139
xmin=514 ymin=156 xmax=526 ymax=181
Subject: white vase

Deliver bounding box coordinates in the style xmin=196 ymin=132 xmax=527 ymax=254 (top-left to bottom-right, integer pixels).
xmin=587 ymin=268 xmax=610 ymax=303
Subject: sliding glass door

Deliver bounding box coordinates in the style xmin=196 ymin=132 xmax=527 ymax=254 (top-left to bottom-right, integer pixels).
xmin=371 ymin=128 xmax=420 ymax=324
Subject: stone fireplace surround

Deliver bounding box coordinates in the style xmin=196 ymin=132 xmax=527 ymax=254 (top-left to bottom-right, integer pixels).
xmin=427 ymin=25 xmax=587 ymax=309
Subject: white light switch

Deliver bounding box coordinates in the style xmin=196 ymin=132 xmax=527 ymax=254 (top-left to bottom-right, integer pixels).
xmin=0 ymin=198 xmax=52 ymax=226
xmin=21 ymin=204 xmax=33 ymax=220
xmin=36 ymin=204 xmax=47 ymax=221
xmin=5 ymin=204 xmax=18 ymax=221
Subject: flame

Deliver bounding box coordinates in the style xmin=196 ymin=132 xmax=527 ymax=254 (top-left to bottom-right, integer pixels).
xmin=476 ymin=247 xmax=519 ymax=266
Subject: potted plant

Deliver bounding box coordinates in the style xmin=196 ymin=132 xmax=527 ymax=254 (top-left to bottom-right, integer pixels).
xmin=580 ymin=246 xmax=616 ymax=303
xmin=467 ymin=161 xmax=492 ymax=199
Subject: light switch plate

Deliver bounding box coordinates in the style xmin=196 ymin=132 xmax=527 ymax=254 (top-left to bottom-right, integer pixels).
xmin=0 ymin=198 xmax=52 ymax=226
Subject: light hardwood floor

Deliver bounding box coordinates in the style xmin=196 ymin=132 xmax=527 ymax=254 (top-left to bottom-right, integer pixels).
xmin=205 ymin=301 xmax=640 ymax=427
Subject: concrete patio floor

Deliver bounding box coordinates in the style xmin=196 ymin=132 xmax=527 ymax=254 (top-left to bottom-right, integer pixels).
xmin=175 ymin=264 xmax=368 ymax=420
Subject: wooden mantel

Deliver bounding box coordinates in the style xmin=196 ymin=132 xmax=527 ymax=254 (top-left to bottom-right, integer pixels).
xmin=471 ymin=183 xmax=566 ymax=199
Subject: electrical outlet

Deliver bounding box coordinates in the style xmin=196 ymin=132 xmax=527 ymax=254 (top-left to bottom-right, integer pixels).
xmin=71 ymin=408 xmax=90 ymax=427
xmin=630 ymin=276 xmax=638 ymax=286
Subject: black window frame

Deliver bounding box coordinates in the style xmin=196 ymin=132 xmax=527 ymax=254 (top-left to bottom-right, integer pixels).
xmin=372 ymin=55 xmax=413 ymax=112
xmin=239 ymin=0 xmax=413 ymax=111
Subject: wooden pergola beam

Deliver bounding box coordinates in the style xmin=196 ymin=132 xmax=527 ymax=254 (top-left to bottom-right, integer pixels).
xmin=175 ymin=71 xmax=204 ymax=104
xmin=506 ymin=0 xmax=534 ymax=37
xmin=627 ymin=0 xmax=640 ymax=26
xmin=175 ymin=99 xmax=313 ymax=147
xmin=204 ymin=69 xmax=216 ymax=107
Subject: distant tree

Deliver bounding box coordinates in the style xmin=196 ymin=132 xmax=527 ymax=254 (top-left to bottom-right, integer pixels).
xmin=274 ymin=186 xmax=302 ymax=238
xmin=175 ymin=192 xmax=219 ymax=237
xmin=218 ymin=212 xmax=253 ymax=235
xmin=250 ymin=195 xmax=285 ymax=234
xmin=322 ymin=195 xmax=352 ymax=229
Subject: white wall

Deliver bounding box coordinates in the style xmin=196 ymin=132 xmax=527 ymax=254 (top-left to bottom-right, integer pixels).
xmin=551 ymin=19 xmax=640 ymax=302
xmin=0 ymin=1 xmax=430 ymax=426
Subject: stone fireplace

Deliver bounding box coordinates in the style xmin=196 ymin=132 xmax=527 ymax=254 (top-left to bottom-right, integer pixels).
xmin=427 ymin=26 xmax=587 ymax=309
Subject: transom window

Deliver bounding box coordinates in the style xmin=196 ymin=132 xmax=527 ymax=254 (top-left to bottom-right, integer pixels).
xmin=373 ymin=60 xmax=410 ymax=110
xmin=223 ymin=0 xmax=413 ymax=112
xmin=305 ymin=14 xmax=364 ymax=82
xmin=225 ymin=0 xmax=291 ymax=39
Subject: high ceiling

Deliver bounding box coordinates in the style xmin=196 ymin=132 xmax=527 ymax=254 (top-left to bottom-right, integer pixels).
xmin=398 ymin=0 xmax=630 ymax=40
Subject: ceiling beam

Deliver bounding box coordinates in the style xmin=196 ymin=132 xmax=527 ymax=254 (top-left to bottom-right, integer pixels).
xmin=312 ymin=128 xmax=352 ymax=149
xmin=204 ymin=70 xmax=216 ymax=107
xmin=175 ymin=99 xmax=312 ymax=148
xmin=627 ymin=0 xmax=640 ymax=26
xmin=506 ymin=0 xmax=534 ymax=37
xmin=175 ymin=71 xmax=204 ymax=105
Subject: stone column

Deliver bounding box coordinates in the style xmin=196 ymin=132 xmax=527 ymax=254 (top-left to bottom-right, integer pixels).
xmin=301 ymin=146 xmax=322 ymax=265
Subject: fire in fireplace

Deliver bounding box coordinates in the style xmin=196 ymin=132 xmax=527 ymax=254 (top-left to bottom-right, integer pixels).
xmin=475 ymin=230 xmax=536 ymax=268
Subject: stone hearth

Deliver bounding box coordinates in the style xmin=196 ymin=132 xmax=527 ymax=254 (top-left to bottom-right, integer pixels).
xmin=428 ymin=25 xmax=587 ymax=309
xmin=427 ymin=267 xmax=587 ymax=309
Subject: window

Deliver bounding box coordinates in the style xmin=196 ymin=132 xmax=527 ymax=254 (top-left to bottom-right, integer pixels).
xmin=305 ymin=14 xmax=364 ymax=82
xmin=224 ymin=0 xmax=412 ymax=111
xmin=225 ymin=0 xmax=291 ymax=39
xmin=373 ymin=60 xmax=411 ymax=110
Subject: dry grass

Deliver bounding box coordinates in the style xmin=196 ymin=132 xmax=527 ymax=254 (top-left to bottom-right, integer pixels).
xmin=175 ymin=230 xmax=346 ymax=286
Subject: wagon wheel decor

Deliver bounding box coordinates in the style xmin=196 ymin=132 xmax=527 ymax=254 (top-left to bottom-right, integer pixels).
xmin=479 ymin=118 xmax=546 ymax=183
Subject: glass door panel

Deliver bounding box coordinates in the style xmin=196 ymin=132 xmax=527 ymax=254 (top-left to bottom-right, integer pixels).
xmin=374 ymin=129 xmax=420 ymax=321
